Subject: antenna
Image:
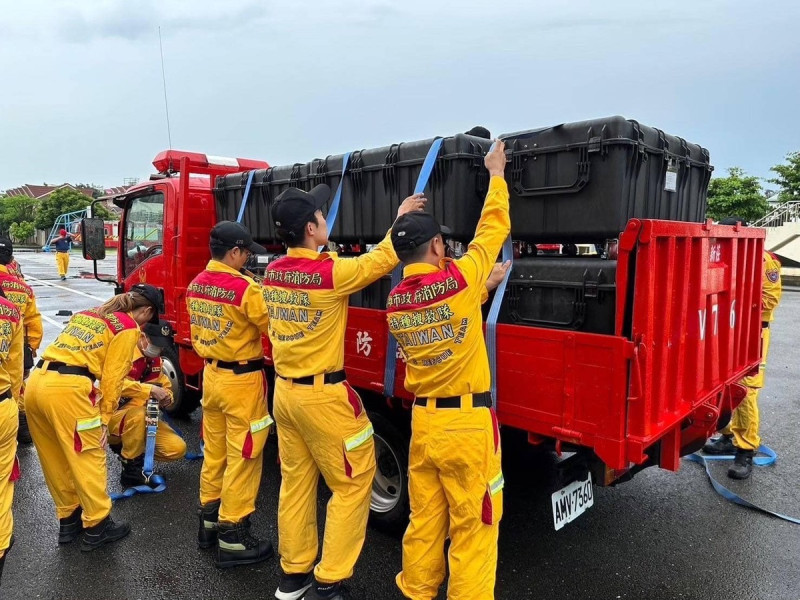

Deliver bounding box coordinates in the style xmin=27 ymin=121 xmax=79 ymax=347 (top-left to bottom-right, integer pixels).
xmin=158 ymin=26 xmax=173 ymax=149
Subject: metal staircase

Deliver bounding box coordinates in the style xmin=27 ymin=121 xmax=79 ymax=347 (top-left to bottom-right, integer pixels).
xmin=755 ymin=201 xmax=800 ymax=268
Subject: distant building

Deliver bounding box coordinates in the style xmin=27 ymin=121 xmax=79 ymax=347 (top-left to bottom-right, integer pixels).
xmin=3 ymin=183 xmax=95 ymax=200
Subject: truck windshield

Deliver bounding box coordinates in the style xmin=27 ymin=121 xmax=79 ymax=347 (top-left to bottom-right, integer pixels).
xmin=123 ymin=192 xmax=165 ymax=277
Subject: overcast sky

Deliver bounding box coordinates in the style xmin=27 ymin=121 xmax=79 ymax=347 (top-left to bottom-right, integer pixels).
xmin=1 ymin=0 xmax=798 ymax=191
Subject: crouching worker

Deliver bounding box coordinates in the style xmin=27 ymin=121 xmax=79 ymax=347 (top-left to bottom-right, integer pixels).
xmin=108 ymin=320 xmax=186 ymax=488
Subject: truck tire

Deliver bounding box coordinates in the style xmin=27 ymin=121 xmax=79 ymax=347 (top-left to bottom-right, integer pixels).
xmin=368 ymin=412 xmax=410 ymax=534
xmin=161 ymin=345 xmax=200 ymax=417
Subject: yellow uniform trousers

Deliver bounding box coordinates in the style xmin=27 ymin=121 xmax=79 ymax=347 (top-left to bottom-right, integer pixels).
xmin=108 ymin=404 xmax=187 ymax=461
xmin=200 ymin=364 xmax=272 ymax=523
xmin=722 ymin=326 xmax=770 ymax=451
xmin=25 ymin=370 xmax=111 ymax=527
xmin=56 ymin=252 xmax=70 ymax=278
xmin=397 ymin=400 xmax=504 ymax=600
xmin=0 ymin=396 xmax=18 ymax=554
xmin=274 ymin=377 xmax=376 ymax=584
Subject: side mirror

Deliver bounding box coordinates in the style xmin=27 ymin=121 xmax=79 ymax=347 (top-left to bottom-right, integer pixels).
xmin=81 ymin=217 xmax=106 ymax=261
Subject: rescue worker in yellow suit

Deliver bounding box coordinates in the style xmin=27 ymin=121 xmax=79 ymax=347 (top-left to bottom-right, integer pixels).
xmin=387 ymin=141 xmax=509 ymax=600
xmin=265 ymin=185 xmax=426 ymax=600
xmin=0 ymin=291 xmax=23 ymax=587
xmin=24 ymin=284 xmax=160 ymax=551
xmin=187 ymin=220 xmax=273 ymax=569
xmin=703 ymin=217 xmax=782 ymax=479
xmin=0 ymin=238 xmax=43 ymax=445
xmin=51 ymin=229 xmax=73 ymax=280
xmin=108 ymin=320 xmax=186 ymax=487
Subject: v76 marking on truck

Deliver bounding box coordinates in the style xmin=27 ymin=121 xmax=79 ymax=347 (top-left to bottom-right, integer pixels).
xmin=698 ymin=300 xmax=736 ymax=341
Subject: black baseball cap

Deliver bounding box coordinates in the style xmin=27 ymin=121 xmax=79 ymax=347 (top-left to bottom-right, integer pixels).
xmin=272 ymin=184 xmax=331 ymax=233
xmin=130 ymin=283 xmax=162 ymax=324
xmin=391 ymin=213 xmax=452 ymax=254
xmin=143 ymin=319 xmax=173 ymax=348
xmin=0 ymin=238 xmax=12 ymax=257
xmin=719 ymin=216 xmax=748 ymax=227
xmin=210 ymin=221 xmax=266 ymax=255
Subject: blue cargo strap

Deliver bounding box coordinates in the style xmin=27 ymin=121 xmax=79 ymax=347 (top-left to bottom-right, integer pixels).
xmin=110 ymin=398 xmax=166 ymax=502
xmin=486 ymin=235 xmax=513 ymax=407
xmin=236 ymin=170 xmax=256 ymax=223
xmin=384 ymin=137 xmax=444 ymax=398
xmin=695 ymin=444 xmax=776 ymax=466
xmin=160 ymin=410 xmax=205 ymax=461
xmin=686 ymin=446 xmax=799 ymax=524
xmin=321 ymin=152 xmax=351 ymax=250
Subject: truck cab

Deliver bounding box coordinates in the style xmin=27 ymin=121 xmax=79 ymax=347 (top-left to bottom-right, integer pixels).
xmin=86 ymin=151 xmax=269 ymax=413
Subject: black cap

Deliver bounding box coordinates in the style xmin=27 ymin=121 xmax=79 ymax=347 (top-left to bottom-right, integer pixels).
xmin=719 ymin=216 xmax=748 ymax=227
xmin=210 ymin=221 xmax=266 ymax=255
xmin=142 ymin=319 xmax=173 ymax=348
xmin=129 ymin=283 xmax=162 ymax=324
xmin=0 ymin=238 xmax=12 ymax=257
xmin=272 ymin=184 xmax=331 ymax=234
xmin=465 ymin=126 xmax=491 ymax=139
xmin=391 ymin=213 xmax=452 ymax=254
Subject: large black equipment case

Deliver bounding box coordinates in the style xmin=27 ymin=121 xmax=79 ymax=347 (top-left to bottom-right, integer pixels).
xmin=350 ymin=256 xmax=617 ymax=336
xmin=496 ymin=257 xmax=617 ymax=335
xmin=214 ymin=116 xmax=711 ymax=245
xmin=501 ymin=116 xmax=712 ymax=242
xmin=214 ymin=134 xmax=492 ymax=244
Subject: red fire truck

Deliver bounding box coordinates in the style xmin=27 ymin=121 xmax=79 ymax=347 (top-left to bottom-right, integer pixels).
xmin=81 ymin=144 xmax=764 ymax=531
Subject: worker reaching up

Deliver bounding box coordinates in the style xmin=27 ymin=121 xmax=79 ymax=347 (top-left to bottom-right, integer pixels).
xmin=264 ymin=183 xmax=425 ymax=600
xmin=387 ymin=140 xmax=510 ymax=600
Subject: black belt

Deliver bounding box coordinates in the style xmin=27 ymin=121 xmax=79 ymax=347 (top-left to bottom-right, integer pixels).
xmin=278 ymin=370 xmax=346 ymax=386
xmin=37 ymin=360 xmax=95 ymax=381
xmin=205 ymin=359 xmax=264 ymax=375
xmin=762 ymin=321 xmax=770 ymax=329
xmin=415 ymin=391 xmax=492 ymax=409
xmin=0 ymin=390 xmax=11 ymax=402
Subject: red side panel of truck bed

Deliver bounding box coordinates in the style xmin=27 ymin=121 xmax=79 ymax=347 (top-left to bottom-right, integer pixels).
xmin=341 ymin=219 xmax=764 ymax=471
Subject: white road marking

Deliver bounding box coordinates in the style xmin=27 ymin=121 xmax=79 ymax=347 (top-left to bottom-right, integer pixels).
xmin=40 ymin=313 xmax=64 ymax=328
xmin=26 ymin=276 xmax=107 ymax=302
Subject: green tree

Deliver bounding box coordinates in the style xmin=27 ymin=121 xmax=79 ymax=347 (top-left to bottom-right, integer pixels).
xmin=0 ymin=195 xmax=39 ymax=232
xmin=9 ymin=221 xmax=35 ymax=244
xmin=769 ymin=151 xmax=800 ymax=202
xmin=33 ymin=187 xmax=114 ymax=231
xmin=706 ymin=167 xmax=770 ymax=223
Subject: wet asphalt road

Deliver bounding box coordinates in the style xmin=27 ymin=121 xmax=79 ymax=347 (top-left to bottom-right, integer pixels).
xmin=4 ymin=251 xmax=800 ymax=600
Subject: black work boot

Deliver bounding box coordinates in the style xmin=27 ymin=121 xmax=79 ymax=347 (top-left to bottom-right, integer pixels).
xmin=215 ymin=516 xmax=274 ymax=569
xmin=120 ymin=454 xmax=160 ymax=488
xmin=275 ymin=570 xmax=313 ymax=600
xmin=80 ymin=516 xmax=131 ymax=552
xmin=304 ymin=579 xmax=350 ymax=600
xmin=119 ymin=454 xmax=146 ymax=488
xmin=17 ymin=412 xmax=32 ymax=444
xmin=198 ymin=500 xmax=221 ymax=549
xmin=703 ymin=434 xmax=735 ymax=455
xmin=58 ymin=506 xmax=84 ymax=544
xmin=109 ymin=442 xmax=122 ymax=457
xmin=728 ymin=449 xmax=755 ymax=480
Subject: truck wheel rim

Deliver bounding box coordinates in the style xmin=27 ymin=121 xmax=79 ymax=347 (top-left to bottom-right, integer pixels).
xmin=161 ymin=357 xmax=180 ymax=406
xmin=371 ymin=433 xmax=402 ymax=513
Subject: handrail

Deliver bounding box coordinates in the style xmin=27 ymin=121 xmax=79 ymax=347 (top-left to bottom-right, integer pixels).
xmin=752 ymin=200 xmax=800 ymax=228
